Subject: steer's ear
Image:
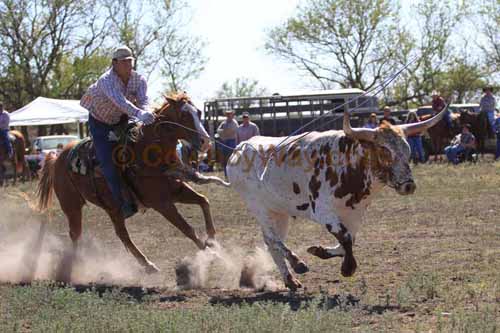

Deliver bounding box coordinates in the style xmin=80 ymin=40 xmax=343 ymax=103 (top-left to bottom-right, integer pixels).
xmin=343 ymin=110 xmax=376 ymax=142
xmin=399 ymin=106 xmax=447 ymax=137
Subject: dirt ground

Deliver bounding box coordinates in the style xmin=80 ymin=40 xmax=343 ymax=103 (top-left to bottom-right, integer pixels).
xmin=0 ymin=162 xmax=499 ymax=330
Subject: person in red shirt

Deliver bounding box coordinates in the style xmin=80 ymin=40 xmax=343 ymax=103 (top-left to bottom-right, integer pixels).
xmin=431 ymin=90 xmax=451 ymax=128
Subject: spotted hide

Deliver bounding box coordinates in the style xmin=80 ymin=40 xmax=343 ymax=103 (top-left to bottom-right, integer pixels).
xmin=226 ymin=109 xmax=446 ymax=291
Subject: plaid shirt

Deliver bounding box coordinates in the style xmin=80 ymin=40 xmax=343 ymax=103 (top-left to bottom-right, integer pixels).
xmin=80 ymin=68 xmax=149 ymax=125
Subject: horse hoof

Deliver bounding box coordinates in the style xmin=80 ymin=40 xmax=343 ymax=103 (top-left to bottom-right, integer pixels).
xmin=205 ymin=238 xmax=219 ymax=249
xmin=285 ymin=274 xmax=302 ymax=291
xmin=145 ymin=263 xmax=160 ymax=274
xmin=293 ymin=261 xmax=309 ymax=274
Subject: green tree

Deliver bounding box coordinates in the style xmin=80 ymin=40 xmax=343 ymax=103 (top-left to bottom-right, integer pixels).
xmin=214 ymin=77 xmax=269 ymax=109
xmin=266 ymin=0 xmax=466 ymax=108
xmin=477 ymin=0 xmax=500 ymax=73
xmin=104 ymin=0 xmax=207 ymax=91
xmin=441 ymin=54 xmax=486 ymax=103
xmin=265 ymin=0 xmax=400 ymax=91
xmin=0 ymin=0 xmax=103 ymax=136
xmin=215 ymin=77 xmax=269 ymax=99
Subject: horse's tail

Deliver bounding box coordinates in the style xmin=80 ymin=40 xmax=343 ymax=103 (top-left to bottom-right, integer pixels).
xmin=10 ymin=130 xmax=26 ymax=173
xmin=37 ymin=153 xmax=57 ymax=211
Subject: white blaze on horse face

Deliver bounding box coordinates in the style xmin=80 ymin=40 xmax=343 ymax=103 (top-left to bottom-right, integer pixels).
xmin=182 ymin=103 xmax=209 ymax=139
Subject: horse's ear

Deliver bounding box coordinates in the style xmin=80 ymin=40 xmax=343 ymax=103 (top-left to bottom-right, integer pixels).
xmin=163 ymin=94 xmax=177 ymax=105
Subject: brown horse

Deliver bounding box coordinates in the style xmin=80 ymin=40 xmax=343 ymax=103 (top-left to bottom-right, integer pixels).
xmin=421 ymin=113 xmax=461 ymax=162
xmin=0 ymin=130 xmax=29 ymax=186
xmin=37 ymin=94 xmax=223 ymax=279
xmin=459 ymin=111 xmax=490 ymax=155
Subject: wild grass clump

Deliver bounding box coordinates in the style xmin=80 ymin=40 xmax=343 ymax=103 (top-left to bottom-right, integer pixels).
xmin=0 ymin=282 xmax=356 ymax=332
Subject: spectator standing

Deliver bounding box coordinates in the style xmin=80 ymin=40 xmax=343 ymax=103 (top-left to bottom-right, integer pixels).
xmin=494 ymin=112 xmax=500 ymax=160
xmin=364 ymin=113 xmax=378 ymax=129
xmin=379 ymin=106 xmax=396 ymax=125
xmin=236 ymin=112 xmax=260 ymax=144
xmin=480 ymin=86 xmax=496 ymax=136
xmin=444 ymin=124 xmax=476 ymax=164
xmin=405 ymin=111 xmax=425 ymax=163
xmin=0 ymin=103 xmax=13 ymax=158
xmin=216 ymin=109 xmax=238 ymax=176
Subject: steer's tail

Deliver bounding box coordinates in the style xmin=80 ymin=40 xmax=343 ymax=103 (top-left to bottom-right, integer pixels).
xmin=36 ymin=153 xmax=57 ymax=211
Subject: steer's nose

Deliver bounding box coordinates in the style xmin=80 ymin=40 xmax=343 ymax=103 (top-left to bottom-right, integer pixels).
xmin=402 ymin=181 xmax=416 ymax=194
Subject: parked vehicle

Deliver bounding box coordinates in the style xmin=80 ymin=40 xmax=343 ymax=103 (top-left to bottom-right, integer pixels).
xmin=31 ymin=135 xmax=79 ymax=155
xmin=448 ymin=103 xmax=480 ymax=114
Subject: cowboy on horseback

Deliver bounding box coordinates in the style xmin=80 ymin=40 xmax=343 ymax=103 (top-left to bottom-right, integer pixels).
xmin=431 ymin=91 xmax=452 ymax=129
xmin=80 ymin=46 xmax=156 ymax=219
xmin=0 ymin=103 xmax=13 ymax=159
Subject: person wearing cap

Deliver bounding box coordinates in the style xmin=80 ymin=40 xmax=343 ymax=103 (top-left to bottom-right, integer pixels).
xmin=0 ymin=103 xmax=13 ymax=159
xmin=431 ymin=90 xmax=451 ymax=128
xmin=80 ymin=45 xmax=155 ymax=218
xmin=364 ymin=113 xmax=378 ymax=129
xmin=379 ymin=106 xmax=396 ymax=125
xmin=444 ymin=124 xmax=476 ymax=164
xmin=216 ymin=109 xmax=238 ymax=176
xmin=236 ymin=112 xmax=260 ymax=144
xmin=480 ymin=86 xmax=496 ymax=136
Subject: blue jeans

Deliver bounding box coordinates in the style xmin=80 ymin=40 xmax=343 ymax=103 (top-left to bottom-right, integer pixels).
xmin=496 ymin=133 xmax=500 ymax=160
xmin=88 ymin=115 xmax=124 ymax=207
xmin=407 ymin=136 xmax=425 ymax=163
xmin=444 ymin=144 xmax=465 ymax=164
xmin=218 ymin=138 xmax=236 ymax=176
xmin=443 ymin=110 xmax=452 ymax=128
xmin=0 ymin=129 xmax=13 ymax=157
xmin=485 ymin=110 xmax=495 ymax=133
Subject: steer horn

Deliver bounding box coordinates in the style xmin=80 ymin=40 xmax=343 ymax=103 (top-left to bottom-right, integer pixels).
xmin=343 ymin=110 xmax=376 ymax=142
xmin=398 ymin=105 xmax=448 ymax=137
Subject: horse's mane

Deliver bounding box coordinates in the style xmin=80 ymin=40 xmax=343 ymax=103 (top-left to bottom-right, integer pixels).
xmin=152 ymin=92 xmax=191 ymax=115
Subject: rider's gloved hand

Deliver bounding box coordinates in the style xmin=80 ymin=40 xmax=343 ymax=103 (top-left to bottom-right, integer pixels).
xmin=137 ymin=110 xmax=155 ymax=125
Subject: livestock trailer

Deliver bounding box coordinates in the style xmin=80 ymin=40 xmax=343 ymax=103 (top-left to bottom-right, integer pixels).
xmin=204 ymin=88 xmax=380 ymax=138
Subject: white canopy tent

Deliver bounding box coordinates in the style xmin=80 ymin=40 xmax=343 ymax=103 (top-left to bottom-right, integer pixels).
xmin=10 ymin=97 xmax=89 ymax=126
xmin=10 ymin=97 xmax=89 ymax=138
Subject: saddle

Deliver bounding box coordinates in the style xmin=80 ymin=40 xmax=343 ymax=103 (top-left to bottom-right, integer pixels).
xmin=67 ymin=137 xmax=98 ymax=176
xmin=67 ymin=119 xmax=144 ymax=208
xmin=67 ymin=119 xmax=140 ymax=176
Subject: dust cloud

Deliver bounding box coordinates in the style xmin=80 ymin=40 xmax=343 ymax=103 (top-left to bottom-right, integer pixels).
xmin=0 ymin=192 xmax=143 ymax=286
xmin=175 ymin=241 xmax=279 ymax=291
xmin=0 ymin=190 xmax=279 ymax=291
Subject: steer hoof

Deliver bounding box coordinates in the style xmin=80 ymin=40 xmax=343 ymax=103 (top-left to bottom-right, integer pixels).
xmin=307 ymin=246 xmax=337 ymax=259
xmin=292 ymin=261 xmax=309 ymax=274
xmin=340 ymin=255 xmax=357 ymax=277
xmin=284 ymin=274 xmax=302 ymax=291
xmin=145 ymin=263 xmax=161 ymax=275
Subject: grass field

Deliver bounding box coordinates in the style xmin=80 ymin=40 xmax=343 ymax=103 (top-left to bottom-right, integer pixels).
xmin=0 ymin=161 xmax=499 ymax=332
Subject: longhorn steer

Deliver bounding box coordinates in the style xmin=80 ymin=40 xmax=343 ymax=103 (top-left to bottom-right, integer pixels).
xmin=226 ymin=109 xmax=445 ymax=290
